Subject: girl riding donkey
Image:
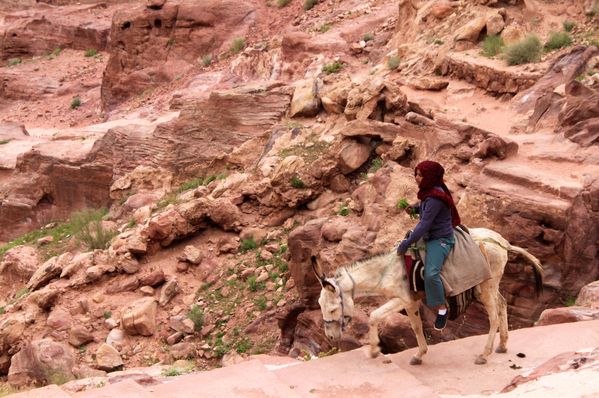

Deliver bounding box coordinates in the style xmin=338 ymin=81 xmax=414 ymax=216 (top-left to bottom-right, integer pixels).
xmin=397 ymin=160 xmax=461 ymax=331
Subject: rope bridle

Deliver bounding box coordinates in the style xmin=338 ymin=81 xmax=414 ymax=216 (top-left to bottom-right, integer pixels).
xmin=323 ymin=267 xmax=356 ymax=332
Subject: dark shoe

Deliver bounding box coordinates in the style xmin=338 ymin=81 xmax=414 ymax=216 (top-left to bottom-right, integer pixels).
xmin=434 ymin=312 xmax=448 ymax=331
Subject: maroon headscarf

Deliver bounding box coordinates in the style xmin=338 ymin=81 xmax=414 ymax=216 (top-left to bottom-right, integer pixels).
xmin=415 ymin=160 xmax=461 ymax=227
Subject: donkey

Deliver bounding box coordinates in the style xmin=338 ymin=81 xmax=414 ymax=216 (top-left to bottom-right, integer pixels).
xmin=312 ymin=227 xmax=543 ymax=365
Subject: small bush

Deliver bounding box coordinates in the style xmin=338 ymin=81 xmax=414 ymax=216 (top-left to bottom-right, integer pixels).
xmin=545 ymin=31 xmax=572 ymax=51
xmin=277 ymin=0 xmax=291 ymax=7
xmin=247 ymin=275 xmax=258 ymax=292
xmin=322 ymin=61 xmax=343 ymax=74
xmin=8 ymin=58 xmax=21 ymax=66
xmin=563 ymin=20 xmax=576 ymax=32
xmin=591 ymin=39 xmax=599 ymax=48
xmin=0 ymin=307 xmax=5 ymax=315
xmin=76 ymin=219 xmax=117 ymax=250
xmin=481 ymin=35 xmax=504 ymax=57
xmin=505 ymin=35 xmax=542 ymax=65
xmin=254 ymin=295 xmax=267 ymax=310
xmin=337 ymin=205 xmax=350 ymax=217
xmin=103 ymin=311 xmax=112 ymax=319
xmin=387 ymin=55 xmax=401 ymax=70
xmin=187 ymin=304 xmax=204 ymax=331
xmin=202 ymin=55 xmax=212 ymax=66
xmin=319 ymin=23 xmax=331 ymax=33
xmin=166 ymin=38 xmax=175 ymax=47
xmin=433 ymin=38 xmax=444 ymax=45
xmin=0 ymin=139 xmax=11 ymax=145
xmin=84 ymin=49 xmax=97 ymax=57
xmin=15 ymin=288 xmax=29 ymax=300
xmin=177 ymin=177 xmax=204 ymax=193
xmin=240 ymin=237 xmax=258 ymax=253
xmin=290 ymin=176 xmax=305 ymax=188
xmin=236 ymin=338 xmax=252 ymax=353
xmin=368 ymin=157 xmax=383 ymax=173
xmin=52 ymin=47 xmax=62 ymax=57
xmin=230 ymin=37 xmax=246 ymax=54
xmin=70 ymin=96 xmax=82 ymax=109
xmin=363 ymin=32 xmax=374 ymax=42
xmin=304 ymin=0 xmax=317 ymax=10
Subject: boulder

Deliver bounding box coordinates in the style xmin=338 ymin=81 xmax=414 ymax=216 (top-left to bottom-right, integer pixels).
xmin=95 ymin=343 xmax=123 ymax=371
xmin=289 ymin=79 xmax=322 ymax=118
xmin=27 ymin=253 xmax=72 ymax=291
xmin=0 ymin=246 xmax=40 ymax=285
xmin=337 ymin=139 xmax=371 ymax=175
xmin=576 ymin=281 xmax=599 ymax=309
xmin=121 ymin=297 xmax=158 ymax=336
xmin=159 ymin=279 xmax=180 ymax=307
xmin=8 ymin=339 xmax=75 ymax=387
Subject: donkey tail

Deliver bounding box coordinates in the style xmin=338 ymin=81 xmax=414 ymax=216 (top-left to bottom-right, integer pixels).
xmin=507 ymin=244 xmax=544 ymax=297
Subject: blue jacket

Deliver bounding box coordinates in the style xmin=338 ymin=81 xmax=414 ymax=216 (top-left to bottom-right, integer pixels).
xmin=398 ymin=193 xmax=454 ymax=253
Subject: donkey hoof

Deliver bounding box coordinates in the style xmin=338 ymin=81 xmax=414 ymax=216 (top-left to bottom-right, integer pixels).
xmin=495 ymin=346 xmax=508 ymax=354
xmin=369 ymin=346 xmax=381 ymax=359
xmin=409 ymin=357 xmax=423 ymax=366
xmin=474 ymin=356 xmax=487 ymax=365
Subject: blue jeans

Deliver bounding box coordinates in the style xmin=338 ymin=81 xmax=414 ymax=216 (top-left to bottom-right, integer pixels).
xmin=424 ymin=235 xmax=455 ymax=308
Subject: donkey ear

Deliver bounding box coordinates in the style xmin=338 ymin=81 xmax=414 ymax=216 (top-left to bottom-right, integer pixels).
xmin=311 ymin=255 xmax=326 ymax=285
xmin=322 ymin=279 xmax=336 ymax=293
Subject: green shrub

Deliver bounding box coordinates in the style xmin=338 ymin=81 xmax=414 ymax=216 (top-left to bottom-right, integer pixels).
xmin=545 ymin=31 xmax=572 ymax=51
xmin=0 ymin=140 xmax=10 ymax=145
xmin=505 ymin=35 xmax=542 ymax=65
xmin=230 ymin=37 xmax=246 ymax=54
xmin=387 ymin=55 xmax=401 ymax=70
xmin=202 ymin=55 xmax=212 ymax=66
xmin=337 ymin=205 xmax=350 ymax=217
xmin=240 ymin=237 xmax=258 ymax=253
xmin=322 ymin=61 xmax=343 ymax=74
xmin=247 ymin=275 xmax=258 ymax=292
xmin=70 ymin=96 xmax=82 ymax=109
xmin=304 ymin=0 xmax=317 ymax=10
xmin=84 ymin=49 xmax=97 ymax=57
xmin=319 ymin=23 xmax=331 ymax=33
xmin=591 ymin=39 xmax=599 ymax=48
xmin=0 ymin=307 xmax=4 ymax=315
xmin=368 ymin=157 xmax=383 ymax=173
xmin=76 ymin=218 xmax=117 ymax=250
xmin=235 ymin=338 xmax=252 ymax=353
xmin=277 ymin=0 xmax=291 ymax=7
xmin=563 ymin=20 xmax=576 ymax=32
xmin=177 ymin=177 xmax=205 ymax=193
xmin=15 ymin=288 xmax=29 ymax=300
xmin=166 ymin=38 xmax=175 ymax=47
xmin=187 ymin=304 xmax=204 ymax=331
xmin=290 ymin=176 xmax=305 ymax=188
xmin=363 ymin=32 xmax=374 ymax=42
xmin=254 ymin=295 xmax=267 ymax=310
xmin=433 ymin=38 xmax=444 ymax=45
xmin=8 ymin=58 xmax=21 ymax=66
xmin=481 ymin=35 xmax=504 ymax=57
xmin=103 ymin=311 xmax=112 ymax=319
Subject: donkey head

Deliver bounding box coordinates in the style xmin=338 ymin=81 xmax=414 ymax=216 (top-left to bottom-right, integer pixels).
xmin=311 ymin=256 xmax=354 ymax=340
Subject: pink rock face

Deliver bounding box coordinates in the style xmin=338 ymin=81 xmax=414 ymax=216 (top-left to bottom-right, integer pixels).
xmin=0 ymin=4 xmax=110 ymax=60
xmin=101 ymin=0 xmax=255 ymax=108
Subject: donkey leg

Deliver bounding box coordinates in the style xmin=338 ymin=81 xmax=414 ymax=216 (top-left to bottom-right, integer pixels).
xmin=405 ymin=301 xmax=427 ymax=365
xmin=495 ymin=293 xmax=508 ymax=353
xmin=368 ymin=298 xmax=406 ymax=359
xmin=476 ymin=281 xmax=500 ymax=365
